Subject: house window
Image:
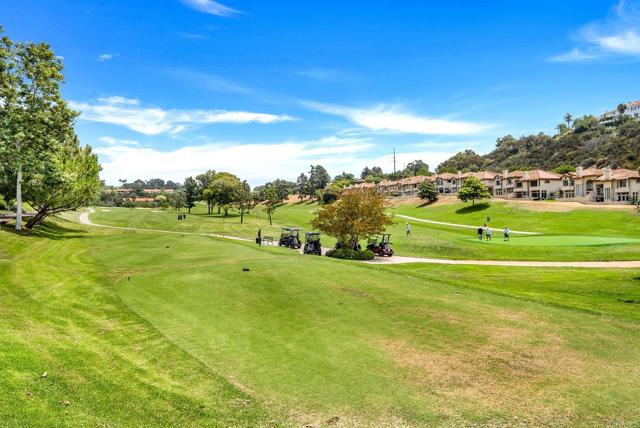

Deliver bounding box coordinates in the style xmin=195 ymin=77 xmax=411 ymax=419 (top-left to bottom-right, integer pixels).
xmin=605 ymin=188 xmax=611 ymax=200
xmin=530 ymin=180 xmax=539 ymax=187
xmin=507 ymin=179 xmax=513 ymax=185
xmin=618 ymin=193 xmax=629 ymax=202
xmin=532 ymin=190 xmax=540 ymax=199
xmin=617 ymin=180 xmax=628 ymax=188
xmin=516 ymin=182 xmax=523 ymax=188
xmin=544 ymin=180 xmax=550 ymax=184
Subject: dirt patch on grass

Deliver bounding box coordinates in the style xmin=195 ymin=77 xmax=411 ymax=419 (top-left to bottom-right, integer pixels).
xmin=503 ymin=199 xmax=635 ymax=213
xmin=378 ymin=326 xmax=591 ymax=424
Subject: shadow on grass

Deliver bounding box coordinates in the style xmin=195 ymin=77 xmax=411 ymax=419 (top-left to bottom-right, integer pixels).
xmin=456 ymin=202 xmax=491 ymax=214
xmin=0 ymin=218 xmax=87 ymax=240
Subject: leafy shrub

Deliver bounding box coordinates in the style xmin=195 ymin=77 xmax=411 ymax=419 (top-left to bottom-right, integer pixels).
xmin=325 ymin=248 xmax=374 ymax=260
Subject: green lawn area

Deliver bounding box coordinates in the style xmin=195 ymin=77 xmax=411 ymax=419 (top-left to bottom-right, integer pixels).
xmin=90 ymin=200 xmax=640 ymax=261
xmin=2 ymin=215 xmax=640 ymax=426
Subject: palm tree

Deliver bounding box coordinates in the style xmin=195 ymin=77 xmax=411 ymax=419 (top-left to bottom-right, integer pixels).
xmin=564 ymin=113 xmax=573 ymax=128
xmin=617 ymin=103 xmax=628 ymax=124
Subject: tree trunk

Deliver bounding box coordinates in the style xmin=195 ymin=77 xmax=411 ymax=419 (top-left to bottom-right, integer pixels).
xmin=240 ymin=210 xmax=244 ymax=224
xmin=207 ymin=203 xmax=211 ymax=214
xmin=217 ymin=206 xmax=221 ymax=214
xmin=15 ymin=165 xmax=22 ymax=231
xmin=25 ymin=208 xmax=47 ymax=229
xmin=268 ymin=211 xmax=272 ymax=225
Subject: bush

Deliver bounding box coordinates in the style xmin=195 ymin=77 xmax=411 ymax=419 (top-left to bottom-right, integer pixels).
xmin=325 ymin=248 xmax=374 ymax=260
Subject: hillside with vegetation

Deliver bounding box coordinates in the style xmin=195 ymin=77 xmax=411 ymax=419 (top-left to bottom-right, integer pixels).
xmin=438 ymin=115 xmax=640 ymax=173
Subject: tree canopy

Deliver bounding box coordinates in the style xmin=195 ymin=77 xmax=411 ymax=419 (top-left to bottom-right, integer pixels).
xmin=457 ymin=177 xmax=491 ymax=206
xmin=311 ymin=189 xmax=392 ymax=249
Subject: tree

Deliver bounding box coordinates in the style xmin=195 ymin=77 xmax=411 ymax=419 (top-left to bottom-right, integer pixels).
xmin=311 ymin=189 xmax=392 ymax=249
xmin=234 ymin=180 xmax=253 ymax=224
xmin=263 ymin=186 xmax=278 ymax=225
xmin=617 ymin=103 xmax=628 ymax=124
xmin=333 ymin=172 xmax=355 ymax=183
xmin=209 ymin=173 xmax=240 ymax=216
xmin=265 ymin=178 xmax=295 ymax=202
xmin=457 ymin=176 xmax=491 ymax=206
xmin=564 ymin=113 xmax=573 ymax=128
xmin=169 ymin=190 xmax=185 ymax=211
xmin=146 ymin=178 xmax=165 ymax=189
xmin=0 ymin=28 xmax=76 ymax=230
xmin=196 ymin=169 xmax=216 ymax=213
xmin=22 ymin=135 xmax=101 ymax=228
xmin=417 ymin=180 xmax=438 ymax=203
xmin=308 ymin=165 xmax=331 ymax=198
xmin=553 ymin=165 xmax=575 ymax=175
xmin=183 ymin=176 xmax=197 ymax=213
xmin=295 ymin=173 xmax=309 ymax=201
xmin=403 ymin=160 xmax=429 ymax=176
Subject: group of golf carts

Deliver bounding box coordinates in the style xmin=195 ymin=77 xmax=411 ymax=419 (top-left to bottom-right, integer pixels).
xmin=277 ymin=227 xmax=394 ymax=257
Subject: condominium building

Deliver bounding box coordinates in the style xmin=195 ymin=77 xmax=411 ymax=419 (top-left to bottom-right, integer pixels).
xmin=347 ymin=165 xmax=639 ymax=205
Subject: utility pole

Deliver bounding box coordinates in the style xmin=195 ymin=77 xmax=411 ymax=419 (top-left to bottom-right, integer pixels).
xmin=393 ymin=147 xmax=397 ymax=174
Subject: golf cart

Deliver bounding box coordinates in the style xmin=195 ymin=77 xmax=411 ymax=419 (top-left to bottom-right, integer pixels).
xmin=303 ymin=232 xmax=322 ymax=255
xmin=278 ymin=227 xmax=301 ymax=249
xmin=366 ymin=234 xmax=394 ymax=257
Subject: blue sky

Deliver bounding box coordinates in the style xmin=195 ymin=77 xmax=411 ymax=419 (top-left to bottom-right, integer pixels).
xmin=3 ymin=0 xmax=639 ymax=185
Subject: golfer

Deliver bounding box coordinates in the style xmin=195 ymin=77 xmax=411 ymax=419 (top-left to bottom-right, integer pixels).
xmin=477 ymin=226 xmax=484 ymax=240
xmin=503 ymin=226 xmax=510 ymax=241
xmin=486 ymin=226 xmax=492 ymax=241
xmin=257 ymin=228 xmax=262 ymax=246
xmin=406 ymin=222 xmax=411 ymax=237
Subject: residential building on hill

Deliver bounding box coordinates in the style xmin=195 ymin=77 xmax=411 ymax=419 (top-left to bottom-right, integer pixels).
xmin=347 ymin=166 xmax=639 ymax=205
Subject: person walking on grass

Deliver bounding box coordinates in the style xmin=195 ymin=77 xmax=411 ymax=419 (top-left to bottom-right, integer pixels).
xmin=406 ymin=222 xmax=411 ymax=238
xmin=485 ymin=225 xmax=492 ymax=241
xmin=477 ymin=226 xmax=484 ymax=240
xmin=257 ymin=228 xmax=262 ymax=246
xmin=503 ymin=226 xmax=510 ymax=242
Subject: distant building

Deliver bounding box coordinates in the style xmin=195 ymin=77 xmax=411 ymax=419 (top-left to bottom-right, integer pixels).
xmin=600 ymin=100 xmax=640 ymax=125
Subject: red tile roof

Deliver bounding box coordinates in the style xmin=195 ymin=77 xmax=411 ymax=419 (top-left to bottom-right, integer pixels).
xmin=519 ymin=170 xmax=562 ymax=181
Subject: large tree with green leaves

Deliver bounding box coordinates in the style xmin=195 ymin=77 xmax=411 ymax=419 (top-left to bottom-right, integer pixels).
xmin=208 ymin=173 xmax=241 ymax=216
xmin=233 ymin=180 xmax=253 ymax=224
xmin=308 ymin=165 xmax=331 ymax=199
xmin=262 ymin=186 xmax=278 ymax=226
xmin=417 ymin=180 xmax=438 ymax=203
xmin=457 ymin=176 xmax=491 ymax=206
xmin=23 ymin=136 xmax=101 ymax=228
xmin=183 ymin=177 xmax=198 ymax=213
xmin=0 ymin=28 xmax=77 ymax=230
xmin=311 ymin=189 xmax=392 ymax=249
xmin=196 ymin=169 xmax=216 ymax=213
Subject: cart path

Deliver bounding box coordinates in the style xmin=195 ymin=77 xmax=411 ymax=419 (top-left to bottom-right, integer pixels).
xmin=78 ymin=209 xmax=252 ymax=242
xmin=78 ymin=209 xmax=640 ymax=269
xmin=395 ymin=214 xmax=540 ymax=235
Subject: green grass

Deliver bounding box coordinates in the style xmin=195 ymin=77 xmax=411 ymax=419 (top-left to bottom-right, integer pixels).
xmin=3 ymin=214 xmax=640 ymax=426
xmin=90 ymin=200 xmax=640 ymax=261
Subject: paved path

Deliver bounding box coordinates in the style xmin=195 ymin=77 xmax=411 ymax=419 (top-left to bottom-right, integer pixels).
xmin=395 ymin=214 xmax=540 ymax=235
xmin=78 ymin=209 xmax=640 ymax=269
xmin=78 ymin=209 xmax=252 ymax=242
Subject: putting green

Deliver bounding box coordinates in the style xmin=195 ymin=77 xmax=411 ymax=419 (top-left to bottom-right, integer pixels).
xmin=467 ymin=234 xmax=640 ymax=247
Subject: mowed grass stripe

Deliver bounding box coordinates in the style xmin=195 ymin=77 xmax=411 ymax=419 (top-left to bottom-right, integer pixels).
xmin=93 ymin=228 xmax=640 ymax=426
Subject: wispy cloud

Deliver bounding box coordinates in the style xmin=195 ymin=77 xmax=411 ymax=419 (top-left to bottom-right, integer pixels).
xmin=302 ymin=101 xmax=490 ymax=136
xmin=176 ymin=32 xmax=208 ymax=40
xmin=71 ymin=96 xmax=294 ymax=135
xmin=98 ymin=136 xmax=140 ymax=147
xmin=179 ymin=0 xmax=240 ymax=17
xmin=98 ymin=53 xmax=118 ymax=62
xmin=550 ymin=0 xmax=640 ymax=62
xmin=294 ymin=68 xmax=357 ymax=82
xmin=166 ymin=69 xmax=250 ymax=93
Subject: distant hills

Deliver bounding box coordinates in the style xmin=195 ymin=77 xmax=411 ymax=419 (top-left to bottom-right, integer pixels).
xmin=437 ymin=115 xmax=640 ymax=173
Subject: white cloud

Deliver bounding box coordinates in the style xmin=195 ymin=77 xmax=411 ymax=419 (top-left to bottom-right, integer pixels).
xmin=303 ymin=101 xmax=490 ymax=135
xmin=94 ymin=134 xmax=456 ymax=186
xmin=550 ymin=0 xmax=640 ymax=61
xmin=70 ymin=97 xmax=294 ymax=135
xmin=94 ymin=136 xmax=371 ymax=185
xmin=180 ymin=0 xmax=240 ymax=17
xmin=98 ymin=53 xmax=118 ymax=62
xmin=548 ymin=48 xmax=599 ymax=63
xmin=98 ymin=136 xmax=140 ymax=147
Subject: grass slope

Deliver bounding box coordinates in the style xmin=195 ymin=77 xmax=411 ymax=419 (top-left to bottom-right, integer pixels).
xmin=90 ymin=200 xmax=640 ymax=261
xmin=0 ymin=223 xmax=284 ymax=428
